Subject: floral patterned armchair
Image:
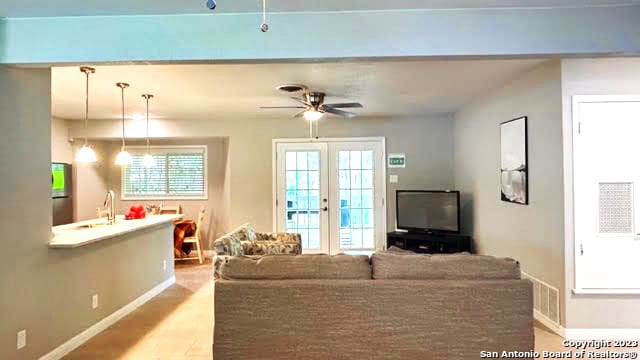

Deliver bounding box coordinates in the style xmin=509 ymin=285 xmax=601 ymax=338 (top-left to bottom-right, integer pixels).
xmin=212 ymin=223 xmax=302 ymax=278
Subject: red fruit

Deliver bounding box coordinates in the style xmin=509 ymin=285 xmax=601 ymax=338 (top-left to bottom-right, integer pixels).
xmin=135 ymin=204 xmax=144 ymax=213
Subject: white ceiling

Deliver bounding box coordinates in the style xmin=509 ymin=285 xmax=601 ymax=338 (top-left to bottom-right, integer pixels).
xmin=2 ymin=0 xmax=637 ymax=17
xmin=52 ymin=59 xmax=546 ymax=121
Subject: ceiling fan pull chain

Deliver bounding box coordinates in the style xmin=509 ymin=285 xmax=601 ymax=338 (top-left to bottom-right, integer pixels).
xmin=260 ymin=0 xmax=269 ymax=32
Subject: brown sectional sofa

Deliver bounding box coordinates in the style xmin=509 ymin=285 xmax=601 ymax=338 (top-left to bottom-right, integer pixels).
xmin=213 ymin=253 xmax=534 ymax=359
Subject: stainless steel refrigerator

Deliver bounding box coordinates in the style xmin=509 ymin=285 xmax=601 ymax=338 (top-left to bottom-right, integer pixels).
xmin=52 ymin=162 xmax=74 ymax=226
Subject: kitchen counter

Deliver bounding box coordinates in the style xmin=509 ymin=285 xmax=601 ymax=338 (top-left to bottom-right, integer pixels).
xmin=50 ymin=214 xmax=183 ymax=248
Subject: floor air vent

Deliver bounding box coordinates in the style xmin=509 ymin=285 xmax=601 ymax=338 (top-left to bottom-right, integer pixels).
xmin=522 ymin=272 xmax=560 ymax=327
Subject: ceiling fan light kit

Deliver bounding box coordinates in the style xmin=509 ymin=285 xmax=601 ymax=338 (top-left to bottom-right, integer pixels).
xmin=303 ymin=109 xmax=324 ymax=121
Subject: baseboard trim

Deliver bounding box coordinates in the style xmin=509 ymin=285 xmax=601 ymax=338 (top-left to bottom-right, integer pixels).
xmin=534 ymin=309 xmax=565 ymax=337
xmin=563 ymin=328 xmax=640 ymax=340
xmin=39 ymin=275 xmax=176 ymax=360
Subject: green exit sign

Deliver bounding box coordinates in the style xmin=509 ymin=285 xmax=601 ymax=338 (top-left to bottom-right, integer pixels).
xmin=388 ymin=154 xmax=406 ymax=168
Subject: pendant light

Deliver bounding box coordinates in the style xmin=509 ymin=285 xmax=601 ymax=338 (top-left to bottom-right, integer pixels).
xmin=115 ymin=82 xmax=132 ymax=166
xmin=75 ymin=66 xmax=97 ymax=163
xmin=141 ymin=94 xmax=155 ymax=168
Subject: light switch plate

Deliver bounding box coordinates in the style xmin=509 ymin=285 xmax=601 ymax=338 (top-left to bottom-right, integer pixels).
xmin=92 ymin=294 xmax=99 ymax=309
xmin=390 ymin=175 xmax=399 ymax=183
xmin=17 ymin=330 xmax=26 ymax=350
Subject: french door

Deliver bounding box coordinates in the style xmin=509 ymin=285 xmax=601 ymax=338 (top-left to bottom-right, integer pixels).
xmin=573 ymin=96 xmax=640 ymax=290
xmin=275 ymin=139 xmax=385 ymax=254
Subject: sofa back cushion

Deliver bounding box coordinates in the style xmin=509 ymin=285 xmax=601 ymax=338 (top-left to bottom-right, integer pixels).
xmin=235 ymin=223 xmax=257 ymax=241
xmin=213 ymin=232 xmax=243 ymax=257
xmin=219 ymin=254 xmax=372 ymax=280
xmin=371 ymin=252 xmax=520 ymax=280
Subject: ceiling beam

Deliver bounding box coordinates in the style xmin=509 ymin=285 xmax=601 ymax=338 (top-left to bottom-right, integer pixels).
xmin=2 ymin=5 xmax=640 ymax=64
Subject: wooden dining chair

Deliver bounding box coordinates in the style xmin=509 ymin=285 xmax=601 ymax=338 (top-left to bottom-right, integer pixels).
xmin=177 ymin=207 xmax=206 ymax=264
xmin=159 ymin=204 xmax=182 ymax=214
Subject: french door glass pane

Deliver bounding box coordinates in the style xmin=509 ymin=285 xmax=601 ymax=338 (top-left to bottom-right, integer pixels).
xmin=338 ymin=150 xmax=375 ymax=250
xmin=285 ymin=150 xmax=321 ymax=250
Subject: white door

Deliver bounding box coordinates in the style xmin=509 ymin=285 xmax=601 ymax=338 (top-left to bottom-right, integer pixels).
xmin=276 ymin=142 xmax=329 ymax=254
xmin=275 ymin=139 xmax=385 ymax=254
xmin=574 ymin=96 xmax=640 ymax=290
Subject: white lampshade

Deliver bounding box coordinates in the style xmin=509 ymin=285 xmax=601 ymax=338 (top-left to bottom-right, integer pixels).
xmin=304 ymin=109 xmax=324 ymax=121
xmin=142 ymin=153 xmax=155 ymax=168
xmin=115 ymin=150 xmax=132 ymax=165
xmin=75 ymin=145 xmax=97 ymax=163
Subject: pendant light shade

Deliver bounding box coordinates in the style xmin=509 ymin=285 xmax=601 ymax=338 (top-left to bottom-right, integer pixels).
xmin=76 ymin=145 xmax=97 ymax=162
xmin=142 ymin=154 xmax=155 ymax=168
xmin=115 ymin=82 xmax=132 ymax=166
xmin=75 ymin=66 xmax=97 ymax=163
xmin=141 ymin=94 xmax=155 ymax=168
xmin=115 ymin=150 xmax=132 ymax=165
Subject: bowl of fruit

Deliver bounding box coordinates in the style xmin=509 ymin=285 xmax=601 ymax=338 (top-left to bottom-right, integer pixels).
xmin=125 ymin=204 xmax=146 ymax=220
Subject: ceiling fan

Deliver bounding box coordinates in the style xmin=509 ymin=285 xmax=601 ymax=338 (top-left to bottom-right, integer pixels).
xmin=260 ymin=85 xmax=363 ymax=121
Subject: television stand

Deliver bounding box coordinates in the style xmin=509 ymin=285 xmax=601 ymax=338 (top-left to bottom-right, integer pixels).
xmin=387 ymin=231 xmax=472 ymax=254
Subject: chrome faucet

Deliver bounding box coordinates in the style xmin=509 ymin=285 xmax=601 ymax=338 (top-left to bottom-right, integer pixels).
xmin=103 ymin=190 xmax=116 ymax=224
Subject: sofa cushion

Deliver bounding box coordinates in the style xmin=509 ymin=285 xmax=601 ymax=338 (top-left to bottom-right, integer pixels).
xmin=371 ymin=252 xmax=520 ymax=280
xmin=219 ymin=254 xmax=372 ymax=280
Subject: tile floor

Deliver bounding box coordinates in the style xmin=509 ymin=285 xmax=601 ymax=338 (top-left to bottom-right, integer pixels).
xmin=63 ymin=259 xmax=601 ymax=359
xmin=64 ymin=260 xmax=214 ymax=360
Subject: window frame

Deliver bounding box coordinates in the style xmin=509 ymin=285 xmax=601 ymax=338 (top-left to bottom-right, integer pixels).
xmin=121 ymin=145 xmax=208 ymax=201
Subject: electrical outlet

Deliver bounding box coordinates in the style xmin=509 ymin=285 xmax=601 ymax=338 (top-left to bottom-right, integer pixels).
xmin=163 ymin=260 xmax=167 ymax=272
xmin=390 ymin=174 xmax=399 ymax=183
xmin=92 ymin=294 xmax=99 ymax=309
xmin=17 ymin=330 xmax=26 ymax=350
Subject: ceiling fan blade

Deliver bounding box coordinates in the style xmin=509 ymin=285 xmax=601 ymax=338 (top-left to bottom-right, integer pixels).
xmin=321 ymin=106 xmax=357 ymax=118
xmin=259 ymin=106 xmax=306 ymax=109
xmin=290 ymin=97 xmax=310 ymax=106
xmin=322 ymin=102 xmax=363 ymax=109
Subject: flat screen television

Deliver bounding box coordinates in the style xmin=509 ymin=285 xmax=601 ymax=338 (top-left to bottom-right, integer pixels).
xmin=396 ymin=190 xmax=460 ymax=233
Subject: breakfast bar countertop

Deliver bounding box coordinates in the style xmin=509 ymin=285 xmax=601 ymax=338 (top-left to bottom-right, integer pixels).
xmin=50 ymin=214 xmax=184 ymax=248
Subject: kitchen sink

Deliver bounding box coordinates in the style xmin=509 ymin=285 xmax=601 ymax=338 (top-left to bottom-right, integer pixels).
xmin=72 ymin=223 xmax=109 ymax=230
xmin=55 ymin=222 xmax=111 ymax=232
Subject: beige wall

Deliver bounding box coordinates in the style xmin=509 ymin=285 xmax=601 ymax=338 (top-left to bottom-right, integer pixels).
xmin=0 ymin=66 xmax=175 ymax=360
xmin=453 ymin=61 xmax=566 ymax=325
xmin=561 ymin=57 xmax=640 ymax=329
xmin=72 ymin=141 xmax=111 ymax=221
xmin=51 ymin=117 xmax=73 ymax=163
xmin=68 ymin=114 xmax=456 ymax=236
xmin=71 ymin=138 xmax=229 ymax=249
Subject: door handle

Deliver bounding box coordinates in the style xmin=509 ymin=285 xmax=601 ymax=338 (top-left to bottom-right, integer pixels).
xmin=322 ymin=206 xmax=328 ymax=212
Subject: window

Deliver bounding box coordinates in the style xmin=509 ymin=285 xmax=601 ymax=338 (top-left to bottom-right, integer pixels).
xmin=122 ymin=146 xmax=207 ymax=200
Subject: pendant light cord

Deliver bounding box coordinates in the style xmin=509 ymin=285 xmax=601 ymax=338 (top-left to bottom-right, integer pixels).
xmin=262 ymin=0 xmax=266 ymax=24
xmin=146 ymin=97 xmax=150 ymax=152
xmin=142 ymin=94 xmax=154 ymax=153
xmin=121 ymin=86 xmax=126 ymax=149
xmin=84 ymin=71 xmax=89 ymax=146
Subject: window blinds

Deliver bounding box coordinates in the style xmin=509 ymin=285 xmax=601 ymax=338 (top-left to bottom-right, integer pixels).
xmin=123 ymin=147 xmax=206 ymax=199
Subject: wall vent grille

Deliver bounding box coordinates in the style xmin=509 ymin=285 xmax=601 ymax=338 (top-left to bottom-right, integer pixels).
xmin=522 ymin=272 xmax=560 ymax=326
